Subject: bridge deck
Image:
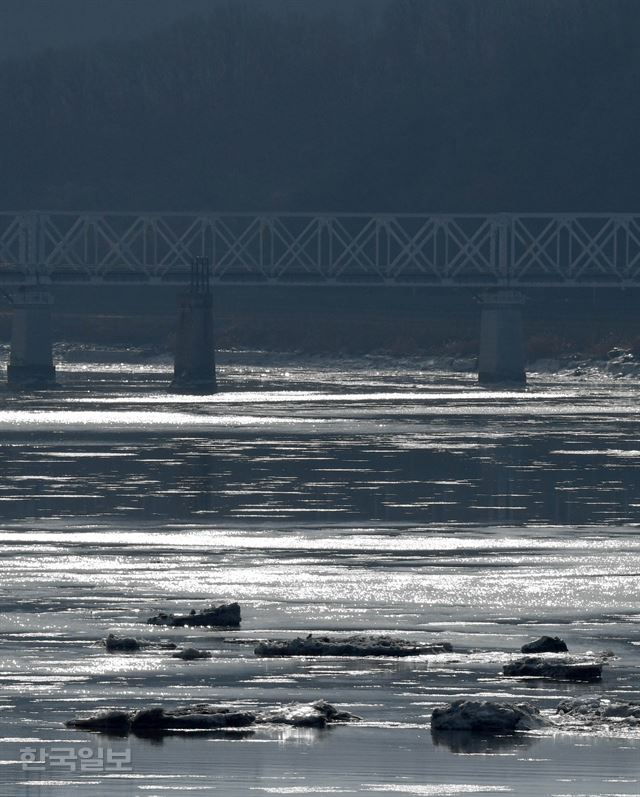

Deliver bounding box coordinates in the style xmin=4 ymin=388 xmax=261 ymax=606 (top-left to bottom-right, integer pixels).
xmin=1 ymin=212 xmax=640 ymax=287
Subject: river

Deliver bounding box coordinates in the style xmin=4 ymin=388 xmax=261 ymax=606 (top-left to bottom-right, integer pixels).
xmin=0 ymin=350 xmax=639 ymax=796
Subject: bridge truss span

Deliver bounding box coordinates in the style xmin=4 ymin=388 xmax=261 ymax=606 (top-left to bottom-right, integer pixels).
xmin=1 ymin=211 xmax=640 ymax=286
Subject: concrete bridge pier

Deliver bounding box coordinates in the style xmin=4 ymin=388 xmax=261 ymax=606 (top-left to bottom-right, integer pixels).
xmin=7 ymin=289 xmax=56 ymax=389
xmin=170 ymin=258 xmax=216 ymax=394
xmin=478 ymin=290 xmax=526 ymax=386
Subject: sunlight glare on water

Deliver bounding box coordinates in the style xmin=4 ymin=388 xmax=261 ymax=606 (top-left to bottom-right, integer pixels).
xmin=1 ymin=353 xmax=640 ymax=796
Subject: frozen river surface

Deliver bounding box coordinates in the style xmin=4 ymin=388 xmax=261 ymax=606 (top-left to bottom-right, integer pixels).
xmin=0 ymin=352 xmax=639 ymax=796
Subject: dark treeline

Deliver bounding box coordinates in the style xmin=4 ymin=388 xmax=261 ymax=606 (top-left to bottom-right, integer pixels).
xmin=1 ymin=0 xmax=639 ymax=212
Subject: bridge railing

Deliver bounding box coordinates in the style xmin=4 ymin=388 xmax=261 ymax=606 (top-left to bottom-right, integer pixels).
xmin=1 ymin=211 xmax=640 ymax=286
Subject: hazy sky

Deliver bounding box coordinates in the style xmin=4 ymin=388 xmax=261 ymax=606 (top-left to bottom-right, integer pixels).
xmin=0 ymin=0 xmax=379 ymax=58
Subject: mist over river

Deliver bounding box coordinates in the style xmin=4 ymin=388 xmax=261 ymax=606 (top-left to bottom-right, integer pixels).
xmin=0 ymin=350 xmax=639 ymax=796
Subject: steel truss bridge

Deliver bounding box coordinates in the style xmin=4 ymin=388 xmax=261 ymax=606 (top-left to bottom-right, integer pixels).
xmin=2 ymin=211 xmax=640 ymax=287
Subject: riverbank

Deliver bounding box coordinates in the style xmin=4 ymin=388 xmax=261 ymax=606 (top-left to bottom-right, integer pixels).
xmin=3 ymin=341 xmax=638 ymax=382
xmin=2 ymin=285 xmax=640 ymax=359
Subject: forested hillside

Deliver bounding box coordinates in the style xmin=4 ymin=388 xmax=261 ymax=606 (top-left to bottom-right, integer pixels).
xmin=1 ymin=0 xmax=638 ymax=212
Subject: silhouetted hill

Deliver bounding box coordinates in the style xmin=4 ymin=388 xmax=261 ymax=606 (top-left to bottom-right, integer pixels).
xmin=0 ymin=1 xmax=379 ymax=56
xmin=1 ymin=0 xmax=638 ymax=212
